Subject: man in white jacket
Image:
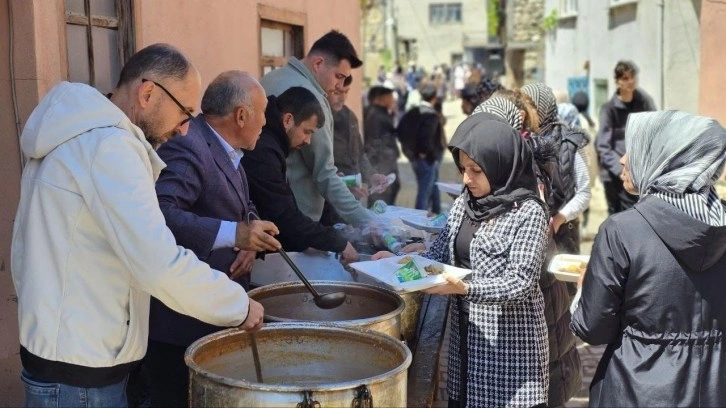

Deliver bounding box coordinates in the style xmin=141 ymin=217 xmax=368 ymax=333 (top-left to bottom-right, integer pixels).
xmin=11 ymin=43 xmax=280 ymax=407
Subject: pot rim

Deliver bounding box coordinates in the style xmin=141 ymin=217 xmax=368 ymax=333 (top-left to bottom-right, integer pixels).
xmin=247 ymin=280 xmax=406 ymax=327
xmin=184 ymin=322 xmax=412 ymax=392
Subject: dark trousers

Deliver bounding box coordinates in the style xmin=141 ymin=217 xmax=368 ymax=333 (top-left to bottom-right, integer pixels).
xmin=412 ymin=159 xmax=442 ymax=214
xmin=602 ymin=177 xmax=638 ymax=216
xmin=448 ymin=298 xmax=469 ymax=408
xmin=142 ymin=340 xmax=189 ymax=408
xmin=554 ymin=219 xmax=580 ymax=298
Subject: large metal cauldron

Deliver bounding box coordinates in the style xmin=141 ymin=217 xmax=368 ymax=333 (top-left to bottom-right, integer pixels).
xmin=399 ymin=291 xmax=424 ymax=343
xmin=185 ymin=323 xmax=412 ymax=407
xmin=248 ymin=281 xmax=404 ymax=339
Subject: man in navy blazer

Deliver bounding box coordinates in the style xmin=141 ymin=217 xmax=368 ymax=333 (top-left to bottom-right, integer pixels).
xmin=143 ymin=71 xmax=281 ymax=407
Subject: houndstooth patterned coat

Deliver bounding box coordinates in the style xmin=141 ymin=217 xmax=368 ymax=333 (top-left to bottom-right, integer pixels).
xmin=425 ymin=196 xmax=550 ymax=407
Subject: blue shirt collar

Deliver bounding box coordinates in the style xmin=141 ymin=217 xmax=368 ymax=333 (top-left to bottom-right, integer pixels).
xmin=205 ymin=121 xmax=244 ymax=169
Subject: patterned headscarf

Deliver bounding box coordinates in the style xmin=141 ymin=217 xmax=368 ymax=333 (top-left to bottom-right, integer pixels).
xmin=522 ymin=82 xmax=558 ymax=134
xmin=626 ymin=110 xmax=726 ymax=225
xmin=557 ymin=103 xmax=581 ymax=128
xmin=472 ymin=96 xmax=524 ymax=132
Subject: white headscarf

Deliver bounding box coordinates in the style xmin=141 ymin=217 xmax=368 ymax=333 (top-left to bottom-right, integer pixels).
xmin=625 ymin=110 xmax=726 ymax=225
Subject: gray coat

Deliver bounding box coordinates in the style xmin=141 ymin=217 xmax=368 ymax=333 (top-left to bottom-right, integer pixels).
xmin=571 ymin=196 xmax=726 ymax=407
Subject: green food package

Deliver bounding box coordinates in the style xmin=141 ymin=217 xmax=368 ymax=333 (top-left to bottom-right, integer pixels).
xmin=395 ymin=260 xmax=423 ymax=283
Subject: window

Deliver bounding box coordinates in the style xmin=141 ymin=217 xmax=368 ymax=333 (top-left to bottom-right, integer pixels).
xmin=429 ymin=3 xmax=462 ymax=24
xmin=64 ymin=0 xmax=135 ymax=94
xmin=260 ymin=20 xmax=304 ymax=76
xmin=559 ymin=0 xmax=578 ymax=17
xmin=609 ymin=0 xmax=638 ymax=7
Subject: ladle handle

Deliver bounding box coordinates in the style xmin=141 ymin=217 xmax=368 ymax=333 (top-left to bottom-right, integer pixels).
xmin=249 ymin=332 xmax=263 ymax=383
xmin=278 ymin=249 xmax=321 ymax=298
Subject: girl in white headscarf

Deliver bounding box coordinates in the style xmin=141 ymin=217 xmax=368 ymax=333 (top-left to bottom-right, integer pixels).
xmin=571 ymin=110 xmax=726 ymax=407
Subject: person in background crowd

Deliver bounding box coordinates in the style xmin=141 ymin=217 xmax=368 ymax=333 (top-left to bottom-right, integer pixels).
xmin=523 ymin=83 xmax=591 ymax=258
xmin=596 ymin=60 xmax=657 ymax=215
xmin=144 ymin=71 xmax=276 ymax=407
xmin=572 ymin=110 xmax=726 ymax=407
xmin=460 ymin=83 xmax=480 ymax=115
xmin=376 ymin=113 xmax=551 ymax=407
xmin=243 ymin=86 xmax=359 ymax=263
xmin=11 ymin=44 xmax=275 ymax=408
xmin=564 ymin=95 xmax=599 ymax=238
xmin=557 ymin=102 xmax=581 ymax=128
xmin=474 ymin=96 xmax=582 ymax=408
xmin=398 ymin=82 xmax=447 ymax=214
xmin=260 ymin=30 xmax=372 ymax=226
xmin=321 ymin=75 xmax=388 ymax=225
xmin=365 ymin=85 xmax=400 ymax=206
xmin=376 ymin=65 xmax=386 ymax=84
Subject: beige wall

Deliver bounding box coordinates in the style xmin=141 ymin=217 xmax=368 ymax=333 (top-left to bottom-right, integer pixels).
xmin=136 ymin=0 xmax=363 ymax=116
xmin=0 ymin=1 xmax=67 ymax=402
xmin=0 ymin=1 xmax=361 ymax=404
xmin=699 ymin=0 xmax=726 ymax=124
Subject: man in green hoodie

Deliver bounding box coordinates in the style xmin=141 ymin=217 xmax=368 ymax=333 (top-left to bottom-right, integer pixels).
xmin=260 ymin=30 xmax=373 ymax=226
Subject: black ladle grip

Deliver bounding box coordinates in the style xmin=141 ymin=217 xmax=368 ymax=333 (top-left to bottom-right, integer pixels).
xmin=277 ymin=249 xmax=322 ymax=298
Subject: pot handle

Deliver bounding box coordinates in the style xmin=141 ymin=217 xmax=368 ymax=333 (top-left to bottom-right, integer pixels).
xmin=352 ymin=385 xmax=373 ymax=408
xmin=297 ymin=391 xmax=320 ymax=408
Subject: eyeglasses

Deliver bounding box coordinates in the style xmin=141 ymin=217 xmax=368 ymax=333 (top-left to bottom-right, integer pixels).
xmin=142 ymin=78 xmax=194 ymax=126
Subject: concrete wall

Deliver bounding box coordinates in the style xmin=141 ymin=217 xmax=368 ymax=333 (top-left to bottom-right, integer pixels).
xmin=544 ymin=0 xmax=700 ymax=115
xmin=0 ymin=1 xmax=361 ymax=404
xmin=396 ymin=0 xmax=488 ymax=71
xmin=699 ymin=0 xmax=726 ymax=123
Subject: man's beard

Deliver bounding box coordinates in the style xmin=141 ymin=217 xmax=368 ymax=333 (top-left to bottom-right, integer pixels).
xmin=137 ymin=116 xmax=174 ymax=150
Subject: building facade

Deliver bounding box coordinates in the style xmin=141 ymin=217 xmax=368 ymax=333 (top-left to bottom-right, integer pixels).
xmin=395 ymin=0 xmax=489 ymax=72
xmin=505 ymin=0 xmax=546 ymax=88
xmin=543 ymin=0 xmax=701 ymax=117
xmin=0 ymin=0 xmax=361 ymax=403
xmin=699 ymin=0 xmax=726 ymax=124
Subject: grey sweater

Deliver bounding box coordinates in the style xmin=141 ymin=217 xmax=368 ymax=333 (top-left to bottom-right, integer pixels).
xmin=260 ymin=58 xmax=371 ymax=226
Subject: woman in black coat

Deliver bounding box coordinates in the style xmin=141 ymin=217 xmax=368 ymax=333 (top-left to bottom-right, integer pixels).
xmin=571 ymin=110 xmax=726 ymax=407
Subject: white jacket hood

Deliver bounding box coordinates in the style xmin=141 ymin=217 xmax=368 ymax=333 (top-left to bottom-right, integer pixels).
xmin=21 ymin=82 xmax=146 ymax=159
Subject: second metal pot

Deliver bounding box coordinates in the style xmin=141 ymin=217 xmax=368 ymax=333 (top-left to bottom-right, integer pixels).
xmin=248 ymin=281 xmax=404 ymax=339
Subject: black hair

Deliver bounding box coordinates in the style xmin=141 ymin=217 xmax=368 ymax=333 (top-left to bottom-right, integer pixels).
xmin=309 ymin=30 xmax=363 ymax=68
xmin=116 ymin=43 xmax=191 ymax=88
xmin=614 ymin=60 xmax=639 ymax=80
xmin=571 ymin=91 xmax=595 ymax=128
xmin=476 ymin=77 xmax=504 ymax=101
xmin=367 ymin=86 xmax=394 ymax=104
xmin=419 ymin=83 xmax=437 ymax=102
xmin=460 ymin=84 xmax=479 ymax=104
xmin=275 ymin=87 xmax=325 ymax=128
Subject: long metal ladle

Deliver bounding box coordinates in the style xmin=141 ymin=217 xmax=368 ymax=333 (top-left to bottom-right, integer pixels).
xmin=277 ymin=249 xmax=347 ymax=309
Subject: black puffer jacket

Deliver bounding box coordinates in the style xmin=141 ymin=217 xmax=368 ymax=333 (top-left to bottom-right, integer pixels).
xmin=540 ymin=238 xmax=582 ymax=407
xmin=572 ymin=196 xmax=726 ymax=407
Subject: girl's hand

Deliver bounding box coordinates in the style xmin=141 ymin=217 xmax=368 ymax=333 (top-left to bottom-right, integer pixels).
xmin=371 ymin=251 xmax=395 ymax=261
xmin=423 ymin=273 xmax=468 ymax=295
xmin=401 ymin=242 xmax=426 ymax=253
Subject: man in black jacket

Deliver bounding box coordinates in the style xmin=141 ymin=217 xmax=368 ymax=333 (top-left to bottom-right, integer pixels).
xmin=321 ymin=75 xmax=388 ymax=226
xmin=596 ymin=60 xmax=656 ymax=215
xmin=398 ymin=83 xmax=447 ymax=213
xmin=365 ymin=86 xmax=400 ymax=205
xmin=243 ymin=86 xmax=359 ymax=262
